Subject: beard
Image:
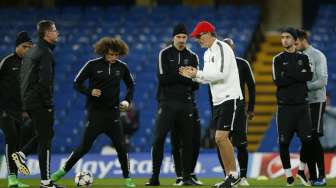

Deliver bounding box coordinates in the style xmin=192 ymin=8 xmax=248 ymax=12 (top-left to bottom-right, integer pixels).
xmin=284 ymin=43 xmax=293 ymax=49
xmin=178 ymin=42 xmax=185 ymax=48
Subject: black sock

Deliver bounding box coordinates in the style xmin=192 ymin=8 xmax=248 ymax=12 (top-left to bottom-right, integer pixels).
xmin=237 ymin=146 xmax=248 ymax=178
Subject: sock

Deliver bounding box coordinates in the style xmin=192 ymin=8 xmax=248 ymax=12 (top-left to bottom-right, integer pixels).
xmin=230 ymin=171 xmax=238 ymax=179
xmin=284 ymin=169 xmax=292 ymax=178
xmin=299 ymin=161 xmax=305 ymax=171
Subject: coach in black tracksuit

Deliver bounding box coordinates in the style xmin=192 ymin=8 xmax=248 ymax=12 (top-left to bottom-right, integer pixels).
xmin=51 ymin=37 xmax=135 ymax=186
xmin=146 ymin=24 xmax=198 ymax=186
xmin=272 ymin=28 xmax=315 ymax=186
xmin=0 ymin=31 xmax=33 ymax=187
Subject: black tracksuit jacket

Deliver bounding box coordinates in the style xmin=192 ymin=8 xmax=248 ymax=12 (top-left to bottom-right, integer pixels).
xmin=157 ymin=45 xmax=199 ymax=103
xmin=0 ymin=53 xmax=23 ymax=119
xmin=272 ymin=51 xmax=313 ymax=105
xmin=20 ymin=39 xmax=55 ymax=110
xmin=74 ymin=57 xmax=135 ymax=110
xmin=236 ymin=57 xmax=256 ymax=112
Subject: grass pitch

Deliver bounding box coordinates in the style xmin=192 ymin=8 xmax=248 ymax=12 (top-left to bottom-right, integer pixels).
xmin=0 ymin=178 xmax=335 ymax=188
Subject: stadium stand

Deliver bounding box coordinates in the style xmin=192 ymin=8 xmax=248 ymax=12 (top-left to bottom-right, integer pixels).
xmin=0 ymin=5 xmax=261 ymax=153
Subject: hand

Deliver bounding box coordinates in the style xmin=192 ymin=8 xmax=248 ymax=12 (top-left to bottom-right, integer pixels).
xmin=91 ymin=89 xmax=102 ymax=97
xmin=119 ymin=100 xmax=130 ymax=112
xmin=179 ymin=67 xmax=191 ymax=78
xmin=247 ymin=111 xmax=255 ymax=120
xmin=179 ymin=66 xmax=197 ymax=78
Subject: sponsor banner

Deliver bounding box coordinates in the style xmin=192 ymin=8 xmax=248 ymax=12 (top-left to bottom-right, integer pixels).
xmin=0 ymin=153 xmax=335 ymax=179
xmin=255 ymin=153 xmax=336 ymax=179
xmin=0 ymin=153 xmax=226 ymax=179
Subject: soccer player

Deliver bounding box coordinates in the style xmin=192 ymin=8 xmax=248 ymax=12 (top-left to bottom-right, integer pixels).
xmin=296 ymin=29 xmax=328 ymax=186
xmin=51 ymin=37 xmax=136 ymax=187
xmin=180 ymin=21 xmax=243 ymax=187
xmin=171 ymin=102 xmax=202 ymax=186
xmin=272 ymin=28 xmax=315 ymax=186
xmin=0 ymin=31 xmax=32 ymax=188
xmin=219 ymin=38 xmax=255 ymax=186
xmin=145 ymin=24 xmax=199 ymax=186
xmin=12 ymin=20 xmax=64 ymax=188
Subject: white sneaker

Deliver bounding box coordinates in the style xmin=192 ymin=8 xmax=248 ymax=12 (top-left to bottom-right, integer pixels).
xmin=191 ymin=174 xmax=203 ymax=185
xmin=173 ymin=177 xmax=183 ymax=186
xmin=239 ymin=177 xmax=250 ymax=186
xmin=214 ymin=181 xmax=224 ymax=187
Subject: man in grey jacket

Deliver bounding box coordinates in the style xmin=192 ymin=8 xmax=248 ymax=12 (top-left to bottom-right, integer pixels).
xmin=296 ymin=29 xmax=328 ymax=186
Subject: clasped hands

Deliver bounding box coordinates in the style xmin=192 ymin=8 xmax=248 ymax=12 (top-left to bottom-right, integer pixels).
xmin=179 ymin=66 xmax=197 ymax=78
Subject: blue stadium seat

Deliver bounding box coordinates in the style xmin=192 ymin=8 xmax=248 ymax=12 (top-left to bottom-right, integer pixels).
xmin=0 ymin=5 xmax=261 ymax=153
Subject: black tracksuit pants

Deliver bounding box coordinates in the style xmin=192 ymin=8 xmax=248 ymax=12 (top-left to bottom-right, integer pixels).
xmin=171 ymin=107 xmax=200 ymax=177
xmin=22 ymin=108 xmax=54 ymax=180
xmin=151 ymin=101 xmax=194 ymax=180
xmin=0 ymin=111 xmax=21 ymax=176
xmin=63 ymin=108 xmax=130 ymax=178
xmin=0 ymin=110 xmax=37 ymax=176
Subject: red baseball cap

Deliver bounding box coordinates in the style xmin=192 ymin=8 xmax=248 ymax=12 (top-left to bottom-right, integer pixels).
xmin=190 ymin=21 xmax=216 ymax=38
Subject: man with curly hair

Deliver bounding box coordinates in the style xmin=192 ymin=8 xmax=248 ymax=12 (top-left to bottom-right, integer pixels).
xmin=51 ymin=37 xmax=136 ymax=187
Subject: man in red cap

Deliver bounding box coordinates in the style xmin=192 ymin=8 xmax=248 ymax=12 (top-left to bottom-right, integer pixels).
xmin=180 ymin=21 xmax=243 ymax=187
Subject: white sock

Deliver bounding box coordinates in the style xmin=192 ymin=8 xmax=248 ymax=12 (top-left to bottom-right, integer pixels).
xmin=230 ymin=171 xmax=238 ymax=179
xmin=19 ymin=151 xmax=26 ymax=159
xmin=285 ymin=169 xmax=292 ymax=177
xmin=299 ymin=161 xmax=305 ymax=171
xmin=41 ymin=179 xmax=51 ymax=185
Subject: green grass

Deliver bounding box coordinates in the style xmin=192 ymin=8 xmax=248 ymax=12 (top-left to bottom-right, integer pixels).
xmin=0 ymin=178 xmax=335 ymax=188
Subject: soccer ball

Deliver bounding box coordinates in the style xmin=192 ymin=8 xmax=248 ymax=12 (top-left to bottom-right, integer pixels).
xmin=74 ymin=171 xmax=93 ymax=187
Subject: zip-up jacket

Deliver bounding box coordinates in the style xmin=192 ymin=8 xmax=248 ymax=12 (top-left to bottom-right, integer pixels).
xmin=236 ymin=57 xmax=256 ymax=112
xmin=272 ymin=51 xmax=313 ymax=105
xmin=303 ymin=45 xmax=328 ymax=103
xmin=20 ymin=39 xmax=55 ymax=110
xmin=193 ymin=39 xmax=243 ymax=106
xmin=74 ymin=57 xmax=135 ymax=110
xmin=0 ymin=53 xmax=23 ymax=118
xmin=157 ymin=45 xmax=199 ymax=103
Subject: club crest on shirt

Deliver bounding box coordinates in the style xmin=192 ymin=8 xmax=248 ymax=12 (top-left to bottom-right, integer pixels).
xmin=115 ymin=70 xmax=121 ymax=77
xmin=183 ymin=58 xmax=189 ymax=65
xmin=211 ymin=56 xmax=215 ymax=63
xmin=298 ymin=59 xmax=303 ymax=66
